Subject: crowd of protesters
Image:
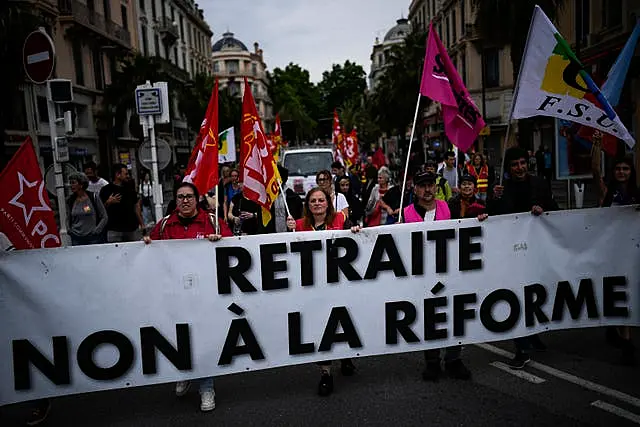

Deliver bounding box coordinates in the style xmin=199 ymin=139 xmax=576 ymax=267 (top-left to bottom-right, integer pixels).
xmin=16 ymin=139 xmax=638 ymax=425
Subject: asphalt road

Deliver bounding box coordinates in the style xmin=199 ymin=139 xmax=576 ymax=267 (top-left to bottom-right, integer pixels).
xmin=2 ymin=327 xmax=639 ymax=426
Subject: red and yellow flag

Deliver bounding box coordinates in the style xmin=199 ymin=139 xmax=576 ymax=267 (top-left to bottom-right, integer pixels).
xmin=184 ymin=79 xmax=219 ymax=194
xmin=332 ymin=109 xmax=345 ymax=165
xmin=240 ymin=78 xmax=281 ymax=226
xmin=343 ymin=129 xmax=359 ymax=168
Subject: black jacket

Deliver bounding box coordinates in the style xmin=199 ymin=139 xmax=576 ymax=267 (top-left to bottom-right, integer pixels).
xmin=488 ymin=175 xmax=558 ymax=215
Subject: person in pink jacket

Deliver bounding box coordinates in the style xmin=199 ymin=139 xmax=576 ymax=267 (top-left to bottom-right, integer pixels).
xmin=403 ymin=171 xmax=486 ymax=382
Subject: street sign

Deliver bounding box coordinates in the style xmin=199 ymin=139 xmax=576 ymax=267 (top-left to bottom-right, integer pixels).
xmin=135 ymin=88 xmax=162 ymax=115
xmin=54 ymin=137 xmax=69 ymax=162
xmin=138 ymin=138 xmax=172 ymax=171
xmin=23 ymin=28 xmax=55 ymax=84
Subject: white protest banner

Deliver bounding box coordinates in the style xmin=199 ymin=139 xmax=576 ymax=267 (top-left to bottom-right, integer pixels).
xmin=0 ymin=207 xmax=638 ymax=405
xmin=218 ymin=126 xmax=236 ymax=163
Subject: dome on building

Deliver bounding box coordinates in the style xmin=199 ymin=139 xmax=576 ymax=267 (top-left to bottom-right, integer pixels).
xmin=212 ymin=31 xmax=248 ymax=52
xmin=384 ymin=18 xmax=410 ymax=42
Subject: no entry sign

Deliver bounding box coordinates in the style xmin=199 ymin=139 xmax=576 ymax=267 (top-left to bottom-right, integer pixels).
xmin=23 ymin=29 xmax=55 ymax=84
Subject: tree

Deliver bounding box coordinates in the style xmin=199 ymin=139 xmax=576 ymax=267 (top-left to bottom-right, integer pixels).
xmin=369 ymin=29 xmax=429 ymax=141
xmin=268 ymin=63 xmax=323 ymax=142
xmin=319 ymin=61 xmax=367 ymax=113
xmin=0 ymin=4 xmax=47 ymax=167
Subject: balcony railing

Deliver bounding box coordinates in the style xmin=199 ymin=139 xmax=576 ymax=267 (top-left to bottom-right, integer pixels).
xmin=158 ymin=16 xmax=179 ymax=43
xmin=58 ymin=0 xmax=131 ymax=47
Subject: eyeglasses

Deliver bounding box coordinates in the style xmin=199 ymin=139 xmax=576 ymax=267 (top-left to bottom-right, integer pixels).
xmin=177 ymin=194 xmax=195 ymax=201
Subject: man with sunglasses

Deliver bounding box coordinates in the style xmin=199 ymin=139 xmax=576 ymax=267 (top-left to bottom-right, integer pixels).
xmin=489 ymin=147 xmax=558 ymax=369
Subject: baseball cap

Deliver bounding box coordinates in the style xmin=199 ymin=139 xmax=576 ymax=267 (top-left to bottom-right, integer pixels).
xmin=414 ymin=171 xmax=437 ymax=186
xmin=459 ymin=174 xmax=477 ymax=186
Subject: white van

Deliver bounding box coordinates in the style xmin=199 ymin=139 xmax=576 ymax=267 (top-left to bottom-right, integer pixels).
xmin=281 ymin=147 xmax=335 ymax=197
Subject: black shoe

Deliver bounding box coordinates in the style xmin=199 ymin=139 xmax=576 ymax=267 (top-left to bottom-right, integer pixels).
xmin=530 ymin=336 xmax=547 ymax=352
xmin=445 ymin=359 xmax=471 ymax=380
xmin=508 ymin=352 xmax=531 ymax=370
xmin=422 ymin=362 xmax=441 ymax=382
xmin=340 ymin=359 xmax=356 ymax=376
xmin=25 ymin=399 xmax=51 ymax=426
xmin=318 ymin=373 xmax=333 ymax=396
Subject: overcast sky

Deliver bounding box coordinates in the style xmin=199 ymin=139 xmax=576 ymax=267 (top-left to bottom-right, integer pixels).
xmin=201 ymin=0 xmax=409 ymax=83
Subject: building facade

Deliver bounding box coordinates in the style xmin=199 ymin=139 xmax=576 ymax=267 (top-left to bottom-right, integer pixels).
xmin=211 ymin=32 xmax=273 ymax=127
xmin=5 ymin=0 xmax=138 ymax=182
xmin=556 ymin=0 xmax=639 ymax=163
xmin=135 ymin=0 xmax=213 ymax=171
xmin=369 ymin=18 xmax=411 ymax=91
xmin=409 ymin=0 xmax=516 ymax=162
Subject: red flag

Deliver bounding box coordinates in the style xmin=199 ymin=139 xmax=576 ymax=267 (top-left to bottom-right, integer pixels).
xmin=183 ymin=79 xmax=219 ymax=194
xmin=0 ymin=137 xmax=61 ymax=249
xmin=332 ymin=110 xmax=345 ymax=164
xmin=273 ymin=114 xmax=283 ymax=146
xmin=344 ymin=129 xmax=359 ymax=168
xmin=240 ymin=78 xmax=281 ymax=226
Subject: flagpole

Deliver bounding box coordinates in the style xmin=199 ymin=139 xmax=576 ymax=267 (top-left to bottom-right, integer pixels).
xmin=278 ymin=181 xmax=294 ymax=232
xmin=499 ymin=6 xmax=539 ymax=185
xmin=214 ymin=186 xmax=220 ymax=235
xmin=398 ymin=92 xmax=422 ymax=224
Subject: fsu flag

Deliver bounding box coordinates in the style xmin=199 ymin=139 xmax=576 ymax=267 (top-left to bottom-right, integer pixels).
xmin=420 ymin=21 xmax=485 ymax=152
xmin=240 ymin=78 xmax=281 ymax=226
xmin=343 ymin=129 xmax=359 ymax=168
xmin=183 ymin=79 xmax=219 ymax=194
xmin=0 ymin=137 xmax=60 ymax=249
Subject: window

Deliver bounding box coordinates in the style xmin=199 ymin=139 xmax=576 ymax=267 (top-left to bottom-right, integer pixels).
xmin=154 ymin=34 xmax=160 ymax=56
xmin=93 ymin=49 xmax=104 ymax=90
xmin=484 ymin=48 xmax=500 ymax=88
xmin=575 ymin=0 xmax=590 ymax=47
xmin=229 ymin=82 xmax=240 ymax=96
xmin=170 ymin=7 xmax=174 ymax=21
xmin=151 ymin=0 xmax=156 ymax=19
xmin=603 ymin=0 xmax=622 ymax=28
xmin=173 ymin=47 xmax=178 ymax=64
xmin=187 ymin=23 xmax=192 ymax=44
xmin=141 ymin=24 xmax=148 ymax=55
xmin=445 ymin=15 xmax=450 ymax=46
xmin=252 ymin=63 xmax=257 ymax=76
xmin=452 ymin=9 xmax=457 ymax=42
xmin=75 ymin=104 xmax=90 ymax=128
xmin=121 ymin=5 xmax=128 ymax=28
xmin=7 ymin=90 xmax=27 ymax=131
xmin=102 ymin=0 xmax=110 ymax=20
xmin=191 ymin=59 xmax=195 ymax=74
xmin=226 ymin=60 xmax=239 ymax=73
xmin=213 ymin=61 xmax=220 ymax=73
xmin=138 ymin=0 xmax=144 ymax=12
xmin=182 ymin=53 xmax=186 ymax=70
xmin=179 ymin=15 xmax=184 ymax=39
xmin=72 ymin=40 xmax=84 ymax=86
xmin=461 ymin=50 xmax=467 ymax=85
xmin=460 ymin=0 xmax=465 ymax=27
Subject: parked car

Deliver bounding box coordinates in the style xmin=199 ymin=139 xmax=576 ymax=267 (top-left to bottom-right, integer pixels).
xmin=281 ymin=147 xmax=335 ymax=197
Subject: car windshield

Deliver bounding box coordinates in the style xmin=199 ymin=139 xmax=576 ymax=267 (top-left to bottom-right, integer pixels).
xmin=283 ymin=152 xmax=334 ymax=177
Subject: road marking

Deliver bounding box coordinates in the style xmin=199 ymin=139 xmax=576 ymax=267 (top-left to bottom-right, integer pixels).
xmin=591 ymin=400 xmax=640 ymax=424
xmin=476 ymin=343 xmax=640 ymax=409
xmin=489 ymin=361 xmax=546 ymax=384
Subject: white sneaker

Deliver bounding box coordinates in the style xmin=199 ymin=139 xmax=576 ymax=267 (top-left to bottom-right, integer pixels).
xmin=200 ymin=390 xmax=216 ymax=412
xmin=175 ymin=381 xmax=191 ymax=397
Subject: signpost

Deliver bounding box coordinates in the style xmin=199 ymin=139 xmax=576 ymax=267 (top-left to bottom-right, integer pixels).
xmin=136 ymin=81 xmax=170 ymax=221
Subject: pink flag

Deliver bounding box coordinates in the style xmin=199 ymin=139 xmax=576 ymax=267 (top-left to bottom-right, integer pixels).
xmin=420 ymin=21 xmax=485 ymax=152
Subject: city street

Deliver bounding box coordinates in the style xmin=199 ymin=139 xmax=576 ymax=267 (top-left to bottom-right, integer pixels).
xmin=2 ymin=327 xmax=639 ymax=426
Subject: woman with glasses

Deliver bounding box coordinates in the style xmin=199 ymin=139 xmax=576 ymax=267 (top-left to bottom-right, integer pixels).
xmin=286 ymin=187 xmax=361 ymax=397
xmin=145 ymin=182 xmax=232 ymax=412
xmin=315 ymin=170 xmax=349 ymax=218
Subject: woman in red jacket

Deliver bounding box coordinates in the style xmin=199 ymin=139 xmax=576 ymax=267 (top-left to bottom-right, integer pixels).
xmin=286 ymin=187 xmax=361 ymax=397
xmin=144 ymin=182 xmax=231 ymax=413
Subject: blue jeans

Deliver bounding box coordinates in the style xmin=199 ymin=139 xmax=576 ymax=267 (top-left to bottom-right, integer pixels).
xmin=199 ymin=377 xmax=214 ymax=393
xmin=71 ymin=234 xmax=102 ymax=246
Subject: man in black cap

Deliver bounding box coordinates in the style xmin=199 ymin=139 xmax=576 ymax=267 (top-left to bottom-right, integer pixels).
xmin=489 ymin=146 xmax=558 ymax=369
xmin=402 ymin=171 xmax=471 ymax=381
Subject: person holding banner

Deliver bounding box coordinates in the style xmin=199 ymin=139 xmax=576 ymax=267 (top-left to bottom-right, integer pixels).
xmin=286 ymin=187 xmax=361 ymax=396
xmin=490 ymin=147 xmax=558 ymax=369
xmin=144 ymin=182 xmax=231 ymax=412
xmin=592 ymin=131 xmax=638 ymax=366
xmin=402 ymin=171 xmax=474 ymax=381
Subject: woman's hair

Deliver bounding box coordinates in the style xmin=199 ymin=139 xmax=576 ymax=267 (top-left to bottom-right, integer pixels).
xmin=378 ymin=166 xmax=391 ymax=182
xmin=303 ymin=187 xmax=335 ymax=229
xmin=603 ymin=156 xmax=638 ymax=206
xmin=68 ymin=172 xmax=89 ymax=191
xmin=176 ymin=182 xmax=200 ymax=203
xmin=316 ymin=169 xmax=332 ymax=182
xmin=337 ymin=176 xmax=353 ymax=198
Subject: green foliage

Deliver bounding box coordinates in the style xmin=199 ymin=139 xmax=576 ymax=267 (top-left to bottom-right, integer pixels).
xmin=369 ymin=29 xmax=429 ymax=139
xmin=318 ymin=60 xmax=367 ymax=114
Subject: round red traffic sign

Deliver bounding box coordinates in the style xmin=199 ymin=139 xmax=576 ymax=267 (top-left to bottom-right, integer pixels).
xmin=23 ymin=29 xmax=55 ymax=84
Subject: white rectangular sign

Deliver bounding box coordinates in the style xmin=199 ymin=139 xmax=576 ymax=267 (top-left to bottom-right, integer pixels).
xmin=135 ymin=87 xmax=162 ymax=116
xmin=0 ymin=207 xmax=638 ymax=405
